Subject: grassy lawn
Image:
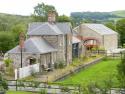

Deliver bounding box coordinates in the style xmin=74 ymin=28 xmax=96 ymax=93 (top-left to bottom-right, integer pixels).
xmin=6 ymin=91 xmax=37 ymax=94
xmin=59 ymin=59 xmax=121 ymax=87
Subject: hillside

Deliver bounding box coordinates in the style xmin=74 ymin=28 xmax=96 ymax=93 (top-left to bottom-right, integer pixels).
xmin=70 ymin=10 xmax=125 ymax=25
xmin=111 ymin=10 xmax=125 ymax=17
xmin=0 ymin=13 xmax=32 ymax=31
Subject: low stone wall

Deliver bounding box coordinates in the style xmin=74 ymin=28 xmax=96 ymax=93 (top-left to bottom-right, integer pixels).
xmin=54 ymin=57 xmax=104 ymax=81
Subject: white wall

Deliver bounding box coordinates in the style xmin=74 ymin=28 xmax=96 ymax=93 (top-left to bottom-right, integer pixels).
xmin=15 ymin=63 xmax=39 ymax=79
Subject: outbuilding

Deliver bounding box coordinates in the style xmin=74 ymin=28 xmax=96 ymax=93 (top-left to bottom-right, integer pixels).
xmin=74 ymin=23 xmax=118 ymax=51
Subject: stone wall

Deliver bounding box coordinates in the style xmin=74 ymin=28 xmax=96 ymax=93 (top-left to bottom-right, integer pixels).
xmin=74 ymin=24 xmax=118 ymax=50
xmin=8 ymin=52 xmax=57 ymax=70
xmin=80 ymin=25 xmax=103 ymax=46
xmin=42 ymin=35 xmax=72 ymax=64
xmin=42 ymin=35 xmax=58 ymax=48
xmin=66 ymin=34 xmax=72 ymax=64
xmin=8 ymin=53 xmax=40 ymax=69
xmin=28 ymin=34 xmax=72 ymax=65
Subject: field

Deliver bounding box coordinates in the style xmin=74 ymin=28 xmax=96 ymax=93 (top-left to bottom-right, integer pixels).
xmin=6 ymin=91 xmax=37 ymax=94
xmin=60 ymin=59 xmax=121 ymax=87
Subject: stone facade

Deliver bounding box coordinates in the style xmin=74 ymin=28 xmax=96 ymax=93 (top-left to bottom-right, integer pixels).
xmin=74 ymin=24 xmax=118 ymax=51
xmin=9 ymin=33 xmax=72 ymax=70
xmin=28 ymin=34 xmax=72 ymax=65
xmin=8 ymin=52 xmax=57 ymax=71
xmin=8 ymin=53 xmax=40 ymax=69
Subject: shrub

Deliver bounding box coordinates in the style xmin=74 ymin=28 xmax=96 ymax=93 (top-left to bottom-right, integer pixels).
xmin=117 ymin=55 xmax=125 ymax=88
xmin=32 ymin=81 xmax=40 ymax=88
xmin=39 ymin=89 xmax=47 ymax=94
xmin=0 ymin=73 xmax=8 ymax=91
xmin=17 ymin=80 xmax=25 ymax=88
xmin=60 ymin=86 xmax=69 ymax=92
xmin=91 ymin=47 xmax=97 ymax=51
xmin=58 ymin=61 xmax=65 ymax=69
xmin=4 ymin=58 xmax=13 ymax=67
xmin=54 ymin=61 xmax=66 ymax=69
xmin=98 ymin=46 xmax=105 ymax=50
xmin=54 ymin=63 xmax=58 ymax=69
xmin=5 ymin=64 xmax=14 ymax=76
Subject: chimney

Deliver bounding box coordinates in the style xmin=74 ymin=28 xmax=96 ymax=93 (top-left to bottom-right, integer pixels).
xmin=19 ymin=32 xmax=25 ymax=51
xmin=48 ymin=10 xmax=56 ymax=23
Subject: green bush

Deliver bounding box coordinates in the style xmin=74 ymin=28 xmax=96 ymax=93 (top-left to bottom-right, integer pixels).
xmin=17 ymin=80 xmax=25 ymax=88
xmin=117 ymin=55 xmax=125 ymax=88
xmin=91 ymin=47 xmax=97 ymax=51
xmin=58 ymin=61 xmax=65 ymax=69
xmin=54 ymin=63 xmax=58 ymax=69
xmin=54 ymin=61 xmax=66 ymax=69
xmin=39 ymin=89 xmax=47 ymax=94
xmin=5 ymin=64 xmax=14 ymax=76
xmin=4 ymin=58 xmax=13 ymax=67
xmin=60 ymin=86 xmax=69 ymax=92
xmin=98 ymin=46 xmax=105 ymax=50
xmin=0 ymin=73 xmax=8 ymax=91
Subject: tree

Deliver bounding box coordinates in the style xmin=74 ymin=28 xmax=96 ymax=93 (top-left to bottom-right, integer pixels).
xmin=11 ymin=24 xmax=26 ymax=45
xmin=117 ymin=55 xmax=125 ymax=88
xmin=32 ymin=2 xmax=57 ymax=22
xmin=11 ymin=24 xmax=26 ymax=34
xmin=0 ymin=32 xmax=16 ymax=53
xmin=57 ymin=15 xmax=71 ymax=22
xmin=116 ymin=19 xmax=125 ymax=47
xmin=0 ymin=22 xmax=8 ymax=32
xmin=105 ymin=22 xmax=115 ymax=30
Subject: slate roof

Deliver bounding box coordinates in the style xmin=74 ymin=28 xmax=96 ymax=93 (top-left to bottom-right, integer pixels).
xmin=8 ymin=37 xmax=57 ymax=54
xmin=84 ymin=24 xmax=118 ymax=35
xmin=27 ymin=22 xmax=71 ymax=36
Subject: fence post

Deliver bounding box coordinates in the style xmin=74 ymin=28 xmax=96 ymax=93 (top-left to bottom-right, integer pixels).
xmin=16 ymin=80 xmax=17 ymax=91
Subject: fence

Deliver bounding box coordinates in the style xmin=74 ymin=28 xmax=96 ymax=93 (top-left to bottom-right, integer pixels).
xmin=15 ymin=63 xmax=40 ymax=80
xmin=91 ymin=50 xmax=125 ymax=59
xmin=91 ymin=50 xmax=106 ymax=55
xmin=7 ymin=80 xmax=80 ymax=94
xmin=106 ymin=53 xmax=125 ymax=59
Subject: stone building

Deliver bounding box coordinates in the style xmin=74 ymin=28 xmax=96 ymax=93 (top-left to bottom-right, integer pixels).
xmin=74 ymin=23 xmax=118 ymax=51
xmin=7 ymin=11 xmax=75 ymax=72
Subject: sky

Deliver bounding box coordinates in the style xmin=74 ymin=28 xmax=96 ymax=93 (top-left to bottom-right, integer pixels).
xmin=0 ymin=0 xmax=125 ymax=16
